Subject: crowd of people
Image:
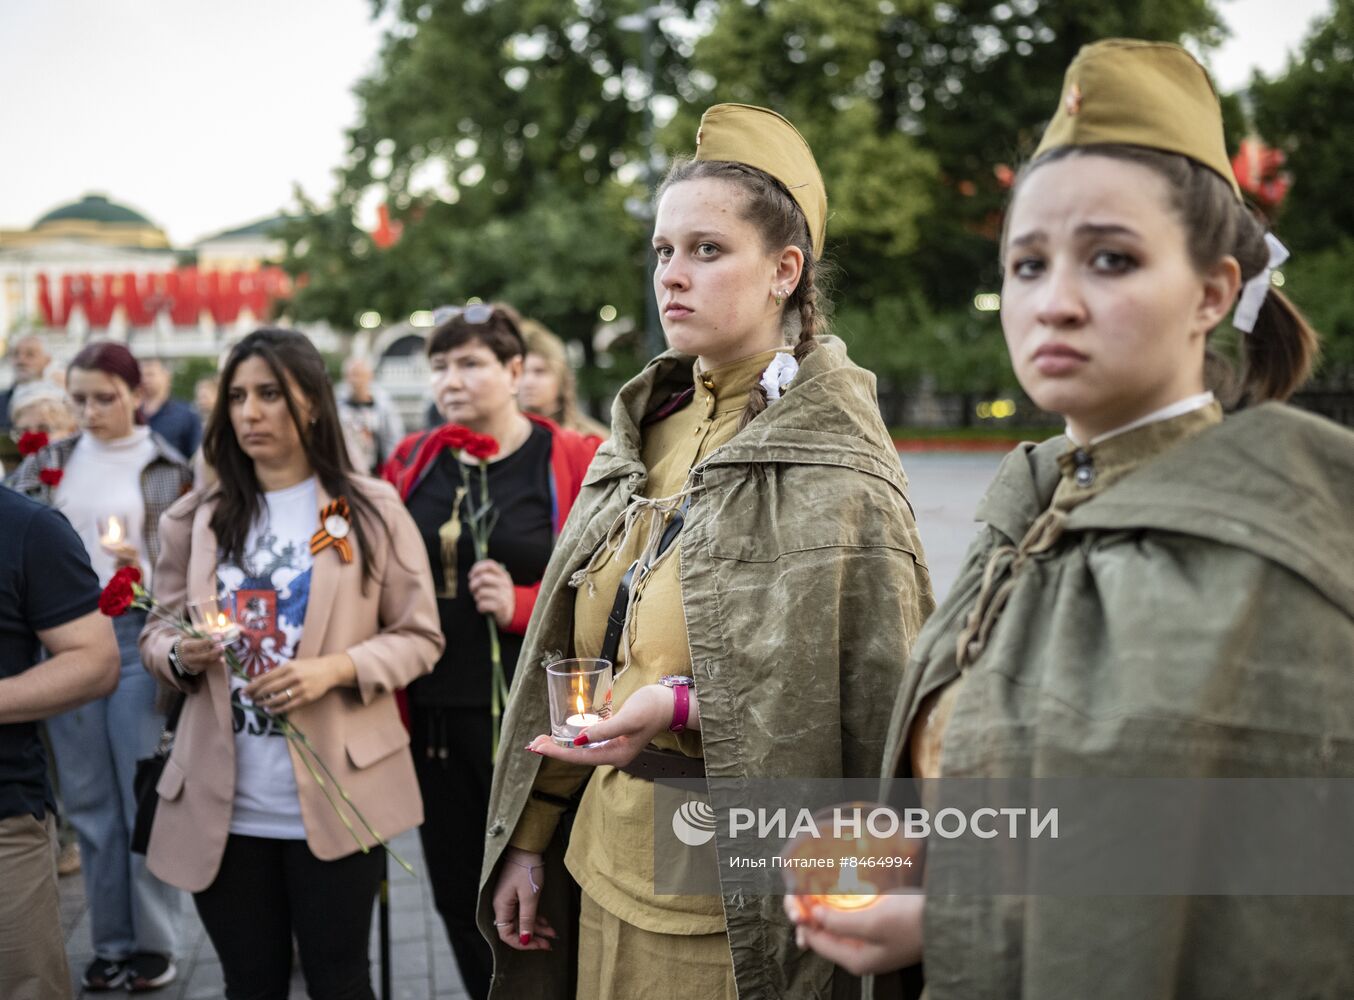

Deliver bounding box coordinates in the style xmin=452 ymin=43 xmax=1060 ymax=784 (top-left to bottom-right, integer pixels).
xmin=1 ymin=36 xmax=1351 ymax=1000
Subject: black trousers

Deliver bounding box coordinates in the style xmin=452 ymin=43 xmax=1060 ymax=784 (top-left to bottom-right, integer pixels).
xmin=413 ymin=705 xmax=494 ymax=1000
xmin=193 ymin=834 xmax=384 ymax=1000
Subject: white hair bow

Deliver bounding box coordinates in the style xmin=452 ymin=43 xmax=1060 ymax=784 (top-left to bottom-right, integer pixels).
xmin=1233 ymin=232 xmax=1289 ymax=334
xmin=759 ymin=352 xmax=799 ymax=402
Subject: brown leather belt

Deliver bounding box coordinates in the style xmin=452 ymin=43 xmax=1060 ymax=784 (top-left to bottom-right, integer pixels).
xmin=616 ymin=746 xmax=706 ymax=784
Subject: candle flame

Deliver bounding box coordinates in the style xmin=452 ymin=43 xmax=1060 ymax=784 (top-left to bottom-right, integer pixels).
xmin=820 ymin=863 xmax=878 ymax=910
xmin=575 ymin=693 xmax=586 ymax=717
xmin=105 ymin=517 xmax=123 ymax=543
xmin=217 ymin=612 xmax=229 ymax=628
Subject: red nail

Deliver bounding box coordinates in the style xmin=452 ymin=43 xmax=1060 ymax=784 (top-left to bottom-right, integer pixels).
xmin=527 ymin=747 xmax=542 ymax=755
xmin=573 ymin=732 xmax=589 ymax=746
xmin=519 ymin=933 xmax=531 ymax=945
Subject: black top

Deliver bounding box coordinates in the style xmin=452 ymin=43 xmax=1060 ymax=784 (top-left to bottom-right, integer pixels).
xmin=405 ymin=422 xmax=554 ymax=707
xmin=147 ymin=398 xmax=202 ymax=460
xmin=0 ymin=486 xmax=101 ymax=821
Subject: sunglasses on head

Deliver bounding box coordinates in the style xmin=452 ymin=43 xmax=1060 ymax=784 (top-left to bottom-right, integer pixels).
xmin=433 ymin=303 xmax=495 ymax=326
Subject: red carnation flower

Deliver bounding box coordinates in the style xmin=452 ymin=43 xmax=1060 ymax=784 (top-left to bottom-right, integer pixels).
xmin=443 ymin=424 xmax=473 ymax=450
xmin=16 ymin=430 xmax=48 ymax=456
xmin=464 ymin=433 xmax=499 ymax=462
xmin=98 ymin=577 xmax=135 ymax=617
xmin=38 ymin=467 xmax=63 ymax=488
xmin=111 ymin=565 xmax=142 ymax=588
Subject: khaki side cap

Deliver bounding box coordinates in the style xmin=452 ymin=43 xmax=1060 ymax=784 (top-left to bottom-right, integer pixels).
xmin=694 ymin=102 xmax=828 ymax=255
xmin=1034 ymin=38 xmax=1242 ymax=200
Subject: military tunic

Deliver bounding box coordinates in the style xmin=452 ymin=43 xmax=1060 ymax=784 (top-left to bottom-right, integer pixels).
xmin=876 ymin=402 xmax=1354 ymax=1000
xmin=479 ymin=337 xmax=935 ymax=1000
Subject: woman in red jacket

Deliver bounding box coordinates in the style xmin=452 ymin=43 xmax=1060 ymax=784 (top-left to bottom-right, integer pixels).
xmin=383 ymin=302 xmax=598 ymax=1000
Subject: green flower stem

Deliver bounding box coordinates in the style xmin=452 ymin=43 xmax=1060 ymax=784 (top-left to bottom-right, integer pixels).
xmin=467 ymin=459 xmax=509 ymax=763
xmin=488 ymin=616 xmax=504 ymax=762
xmin=222 ymin=647 xmax=415 ymax=876
xmin=131 ymin=592 xmax=414 ymax=874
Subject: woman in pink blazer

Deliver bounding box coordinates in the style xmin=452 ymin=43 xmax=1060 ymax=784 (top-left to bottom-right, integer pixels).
xmin=140 ymin=328 xmax=443 ymax=999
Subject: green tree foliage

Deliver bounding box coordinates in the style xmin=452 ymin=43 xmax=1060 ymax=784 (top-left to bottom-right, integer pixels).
xmin=282 ymin=0 xmax=698 ymax=372
xmin=1250 ymin=0 xmax=1354 ymax=381
xmin=681 ymin=0 xmax=1222 ymax=396
xmin=284 ymin=0 xmax=1226 ymax=404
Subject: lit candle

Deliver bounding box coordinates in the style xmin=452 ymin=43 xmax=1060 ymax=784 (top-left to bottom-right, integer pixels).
xmin=99 ymin=515 xmax=125 ymax=550
xmin=546 ymin=658 xmax=613 ymax=747
xmin=212 ymin=610 xmax=241 ymax=645
xmin=819 ymin=862 xmax=879 ymax=911
xmin=564 ymin=693 xmax=601 ymax=733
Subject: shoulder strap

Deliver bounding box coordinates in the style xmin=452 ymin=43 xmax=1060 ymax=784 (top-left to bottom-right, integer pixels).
xmin=598 ymin=497 xmax=691 ymax=666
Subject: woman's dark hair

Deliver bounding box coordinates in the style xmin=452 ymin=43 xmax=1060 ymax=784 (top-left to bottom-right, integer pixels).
xmin=658 ymin=158 xmax=830 ymax=429
xmin=426 ymin=303 xmax=527 ymax=363
xmin=204 ymin=328 xmax=384 ymax=585
xmin=1008 ymin=144 xmax=1319 ymax=405
xmin=68 ymin=341 xmax=145 ymax=423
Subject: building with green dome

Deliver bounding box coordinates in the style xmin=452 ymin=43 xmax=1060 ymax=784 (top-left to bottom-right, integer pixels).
xmin=0 ymin=193 xmax=170 ymax=250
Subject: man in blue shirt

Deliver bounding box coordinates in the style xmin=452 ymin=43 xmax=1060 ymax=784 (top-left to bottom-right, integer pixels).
xmin=0 ymin=485 xmax=119 ymax=998
xmin=140 ymin=358 xmax=202 ymax=460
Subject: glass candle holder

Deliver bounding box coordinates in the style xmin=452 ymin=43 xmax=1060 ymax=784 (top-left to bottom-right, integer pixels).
xmin=97 ymin=514 xmax=128 ymax=553
xmin=187 ymin=597 xmax=241 ymax=645
xmin=779 ymin=801 xmax=921 ymax=918
xmin=546 ymin=658 xmax=614 ymax=747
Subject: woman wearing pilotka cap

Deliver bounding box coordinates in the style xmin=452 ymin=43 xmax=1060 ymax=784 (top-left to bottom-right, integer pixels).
xmin=479 ymin=104 xmax=936 ymax=997
xmin=790 ymin=40 xmax=1354 ymax=997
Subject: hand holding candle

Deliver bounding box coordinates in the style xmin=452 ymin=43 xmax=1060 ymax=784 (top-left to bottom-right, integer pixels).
xmin=526 ymin=680 xmax=687 ymax=768
xmin=780 ymin=802 xmax=925 ymax=975
xmin=546 ymin=659 xmax=613 ymax=747
xmin=187 ymin=597 xmax=242 ymax=645
xmin=780 ymin=802 xmax=921 ymax=918
xmin=98 ymin=514 xmax=141 ymax=572
xmin=98 ymin=514 xmax=126 ymax=552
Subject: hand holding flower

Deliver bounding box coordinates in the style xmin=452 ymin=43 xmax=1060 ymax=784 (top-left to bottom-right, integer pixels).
xmin=468 ymin=560 xmax=516 ymax=630
xmin=243 ymin=653 xmax=357 ymax=712
xmin=176 ymin=635 xmax=226 ymax=675
xmin=96 ymin=568 xmax=410 ymax=872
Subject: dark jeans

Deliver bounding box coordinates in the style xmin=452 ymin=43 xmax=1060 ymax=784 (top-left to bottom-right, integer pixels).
xmin=194 ymin=834 xmax=383 ymax=1000
xmin=413 ymin=705 xmax=494 ymax=1000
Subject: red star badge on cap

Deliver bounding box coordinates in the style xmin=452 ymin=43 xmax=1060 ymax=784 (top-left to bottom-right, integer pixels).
xmin=1065 ymin=83 xmax=1082 ymax=116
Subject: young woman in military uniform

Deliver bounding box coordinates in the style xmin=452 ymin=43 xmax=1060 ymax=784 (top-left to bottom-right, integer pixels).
xmin=478 ymin=104 xmax=936 ymax=998
xmin=789 ymin=40 xmax=1354 ymax=997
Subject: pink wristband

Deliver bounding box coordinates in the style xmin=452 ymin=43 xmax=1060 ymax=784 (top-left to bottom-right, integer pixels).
xmin=669 ymin=683 xmax=690 ymax=733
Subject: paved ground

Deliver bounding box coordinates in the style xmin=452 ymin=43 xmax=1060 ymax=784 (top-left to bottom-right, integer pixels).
xmin=59 ymin=829 xmax=467 ymax=999
xmin=55 ymin=449 xmax=1005 ymax=999
xmin=900 ymin=451 xmax=1005 ymax=601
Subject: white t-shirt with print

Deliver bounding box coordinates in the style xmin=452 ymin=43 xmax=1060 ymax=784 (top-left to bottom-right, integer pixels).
xmin=217 ymin=477 xmax=318 ymax=840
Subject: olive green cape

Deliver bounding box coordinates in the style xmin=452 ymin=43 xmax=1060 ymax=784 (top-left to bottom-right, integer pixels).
xmin=873 ymin=403 xmax=1354 ymax=999
xmin=478 ymin=337 xmax=935 ymax=999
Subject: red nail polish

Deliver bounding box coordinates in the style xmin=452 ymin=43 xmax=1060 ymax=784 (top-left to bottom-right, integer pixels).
xmin=519 ymin=933 xmax=531 ymax=945
xmin=573 ymin=732 xmax=589 ymax=746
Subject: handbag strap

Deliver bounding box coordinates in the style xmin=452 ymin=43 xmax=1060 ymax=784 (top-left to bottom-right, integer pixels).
xmin=598 ymin=497 xmax=691 ymax=666
xmin=163 ymin=691 xmax=187 ymax=735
